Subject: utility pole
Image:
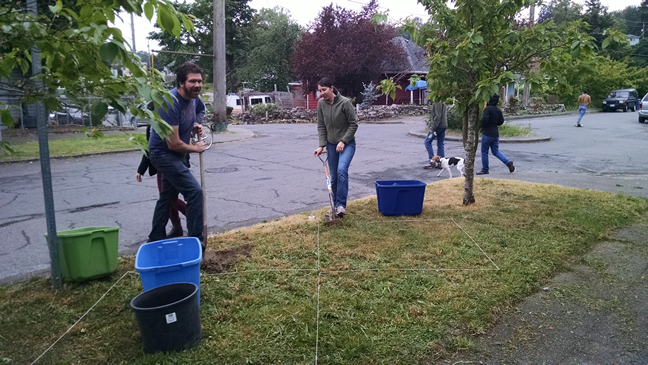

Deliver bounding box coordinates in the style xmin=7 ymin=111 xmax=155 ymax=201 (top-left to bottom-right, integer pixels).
xmin=214 ymin=0 xmax=227 ymax=124
xmin=522 ymin=3 xmax=535 ymax=108
xmin=131 ymin=13 xmax=136 ymax=52
xmin=27 ymin=0 xmax=62 ymax=289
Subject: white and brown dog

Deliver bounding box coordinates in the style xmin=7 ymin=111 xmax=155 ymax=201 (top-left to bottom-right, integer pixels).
xmin=431 ymin=156 xmax=465 ymax=178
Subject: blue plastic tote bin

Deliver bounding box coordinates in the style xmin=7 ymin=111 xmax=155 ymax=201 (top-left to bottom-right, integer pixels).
xmin=375 ymin=180 xmax=427 ymax=216
xmin=135 ymin=237 xmax=203 ymax=305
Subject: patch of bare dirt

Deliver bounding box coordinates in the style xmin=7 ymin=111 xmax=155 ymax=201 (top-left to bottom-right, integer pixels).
xmin=201 ymin=245 xmax=252 ymax=274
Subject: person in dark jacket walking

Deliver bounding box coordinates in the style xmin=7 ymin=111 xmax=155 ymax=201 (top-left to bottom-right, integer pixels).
xmin=423 ymin=97 xmax=448 ymax=169
xmin=136 ymin=125 xmax=187 ymax=238
xmin=476 ymin=94 xmax=515 ymax=175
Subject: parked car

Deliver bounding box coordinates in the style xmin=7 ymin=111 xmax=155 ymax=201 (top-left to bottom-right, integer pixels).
xmin=637 ymin=93 xmax=648 ymax=123
xmin=130 ymin=102 xmax=155 ymax=127
xmin=602 ymin=89 xmax=639 ymax=112
xmin=48 ymin=106 xmax=90 ymax=125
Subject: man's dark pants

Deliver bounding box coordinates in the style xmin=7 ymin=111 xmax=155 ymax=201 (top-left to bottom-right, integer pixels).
xmin=148 ymin=150 xmax=203 ymax=243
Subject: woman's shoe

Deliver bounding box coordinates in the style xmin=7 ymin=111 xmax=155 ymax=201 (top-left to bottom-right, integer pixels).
xmin=336 ymin=206 xmax=346 ymax=218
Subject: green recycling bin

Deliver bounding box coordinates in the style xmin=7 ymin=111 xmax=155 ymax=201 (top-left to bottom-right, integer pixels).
xmin=45 ymin=227 xmax=119 ymax=282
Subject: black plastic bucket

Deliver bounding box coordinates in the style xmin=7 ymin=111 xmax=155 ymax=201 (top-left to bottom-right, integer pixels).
xmin=130 ymin=282 xmax=201 ymax=353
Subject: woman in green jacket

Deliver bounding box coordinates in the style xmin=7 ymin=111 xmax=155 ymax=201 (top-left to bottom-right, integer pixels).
xmin=313 ymin=77 xmax=358 ymax=218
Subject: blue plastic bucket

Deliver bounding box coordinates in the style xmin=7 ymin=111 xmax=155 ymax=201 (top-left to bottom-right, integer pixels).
xmin=135 ymin=237 xmax=203 ymax=305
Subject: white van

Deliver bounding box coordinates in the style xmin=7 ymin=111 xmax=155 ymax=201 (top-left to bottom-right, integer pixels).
xmin=226 ymin=94 xmax=243 ymax=113
xmin=226 ymin=93 xmax=274 ymax=113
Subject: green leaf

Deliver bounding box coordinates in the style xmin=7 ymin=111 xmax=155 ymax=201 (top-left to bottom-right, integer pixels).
xmin=94 ymin=102 xmax=108 ymax=121
xmin=144 ymin=2 xmax=154 ymax=21
xmin=99 ymin=42 xmax=119 ymax=63
xmin=181 ymin=14 xmax=194 ymax=33
xmin=471 ymin=35 xmax=483 ymax=44
xmin=601 ymin=37 xmax=611 ymax=50
xmin=49 ymin=5 xmax=61 ymax=14
xmin=80 ymin=5 xmax=92 ymax=19
xmin=150 ymin=89 xmax=165 ymax=106
xmin=129 ymin=133 xmax=149 ymax=154
xmin=1 ymin=110 xmax=14 ymax=128
xmin=0 ymin=141 xmax=15 ymax=155
xmin=158 ymin=7 xmax=176 ymax=34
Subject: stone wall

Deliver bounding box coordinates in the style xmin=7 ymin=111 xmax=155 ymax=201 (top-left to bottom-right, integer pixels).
xmin=230 ymin=104 xmax=429 ymax=124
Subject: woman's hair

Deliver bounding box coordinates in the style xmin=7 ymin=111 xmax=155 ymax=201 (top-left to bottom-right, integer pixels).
xmin=317 ymin=77 xmax=338 ymax=94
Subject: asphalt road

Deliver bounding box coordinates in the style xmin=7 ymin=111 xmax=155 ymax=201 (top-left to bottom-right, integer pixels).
xmin=1 ymin=110 xmax=647 ymax=283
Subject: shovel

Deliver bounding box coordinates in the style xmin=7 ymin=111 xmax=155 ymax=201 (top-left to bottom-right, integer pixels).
xmin=192 ymin=128 xmax=208 ymax=252
xmin=317 ymin=150 xmax=336 ymax=223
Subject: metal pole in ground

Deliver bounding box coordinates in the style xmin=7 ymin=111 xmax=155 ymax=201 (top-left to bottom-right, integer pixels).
xmin=27 ymin=0 xmax=62 ymax=289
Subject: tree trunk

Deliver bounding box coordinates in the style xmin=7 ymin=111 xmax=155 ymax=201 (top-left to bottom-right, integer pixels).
xmin=462 ymin=104 xmax=480 ymax=205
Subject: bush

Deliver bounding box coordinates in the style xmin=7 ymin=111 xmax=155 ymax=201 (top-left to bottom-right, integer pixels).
xmin=360 ymin=81 xmax=379 ymax=110
xmin=226 ymin=106 xmax=233 ymax=116
xmin=447 ymin=107 xmax=462 ymax=130
xmin=250 ymin=103 xmax=278 ymax=117
xmin=427 ymin=104 xmax=463 ymax=131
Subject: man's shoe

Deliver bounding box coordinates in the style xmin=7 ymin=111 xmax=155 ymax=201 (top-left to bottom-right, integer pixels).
xmin=507 ymin=161 xmax=515 ymax=173
xmin=336 ymin=206 xmax=346 ymax=218
xmin=476 ymin=170 xmax=489 ymax=175
xmin=575 ymin=124 xmax=582 ymax=127
xmin=166 ymin=225 xmax=183 ymax=238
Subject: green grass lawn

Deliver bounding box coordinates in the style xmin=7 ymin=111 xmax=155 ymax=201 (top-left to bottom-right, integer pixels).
xmin=0 ymin=133 xmax=143 ymax=162
xmin=448 ymin=123 xmax=533 ymax=138
xmin=2 ymin=179 xmax=647 ymax=364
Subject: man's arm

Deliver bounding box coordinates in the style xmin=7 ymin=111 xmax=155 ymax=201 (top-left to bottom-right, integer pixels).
xmin=165 ymin=125 xmax=204 ymax=153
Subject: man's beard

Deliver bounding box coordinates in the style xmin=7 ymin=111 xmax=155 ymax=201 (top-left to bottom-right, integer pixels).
xmin=183 ymin=84 xmax=201 ymax=98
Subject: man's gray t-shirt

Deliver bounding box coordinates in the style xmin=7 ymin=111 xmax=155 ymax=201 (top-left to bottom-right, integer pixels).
xmin=148 ymin=88 xmax=206 ymax=156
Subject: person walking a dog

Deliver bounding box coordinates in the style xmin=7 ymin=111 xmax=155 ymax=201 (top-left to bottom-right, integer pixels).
xmin=147 ymin=62 xmax=206 ymax=243
xmin=575 ymin=90 xmax=590 ymax=127
xmin=476 ymin=94 xmax=515 ymax=175
xmin=423 ymin=95 xmax=447 ymax=169
xmin=313 ymin=77 xmax=358 ymax=218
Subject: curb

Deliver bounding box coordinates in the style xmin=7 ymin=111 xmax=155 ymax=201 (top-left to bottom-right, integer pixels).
xmin=408 ymin=131 xmax=552 ymax=143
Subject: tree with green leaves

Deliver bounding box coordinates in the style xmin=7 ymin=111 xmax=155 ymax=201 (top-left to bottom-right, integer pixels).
xmin=291 ymin=1 xmax=404 ymax=99
xmin=236 ymin=7 xmax=302 ymax=92
xmin=401 ymin=0 xmax=622 ymax=205
xmin=1 ymin=0 xmax=194 ymax=144
xmin=583 ymin=0 xmax=614 ymax=46
xmin=148 ymin=0 xmax=255 ymax=91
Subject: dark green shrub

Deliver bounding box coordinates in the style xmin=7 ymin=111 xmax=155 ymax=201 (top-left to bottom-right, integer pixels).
xmin=447 ymin=107 xmax=463 ymax=130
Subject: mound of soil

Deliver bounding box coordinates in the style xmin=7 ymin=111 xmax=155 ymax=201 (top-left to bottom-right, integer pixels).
xmin=201 ymin=245 xmax=252 ymax=274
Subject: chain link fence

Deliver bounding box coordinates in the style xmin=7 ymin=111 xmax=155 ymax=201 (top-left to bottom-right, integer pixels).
xmin=0 ymin=95 xmax=140 ymax=129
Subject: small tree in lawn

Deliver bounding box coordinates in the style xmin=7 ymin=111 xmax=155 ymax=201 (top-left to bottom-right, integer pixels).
xmin=376 ymin=77 xmax=402 ymax=105
xmin=399 ymin=0 xmax=621 ymax=205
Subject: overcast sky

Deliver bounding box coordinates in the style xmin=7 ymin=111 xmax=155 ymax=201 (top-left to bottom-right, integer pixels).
xmin=115 ymin=0 xmax=641 ymax=54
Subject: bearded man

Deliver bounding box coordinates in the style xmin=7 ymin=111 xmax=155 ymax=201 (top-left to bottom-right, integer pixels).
xmin=147 ymin=62 xmax=206 ymax=244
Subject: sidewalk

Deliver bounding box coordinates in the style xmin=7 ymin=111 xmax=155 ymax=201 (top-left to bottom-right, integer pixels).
xmin=441 ymin=221 xmax=648 ymax=364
